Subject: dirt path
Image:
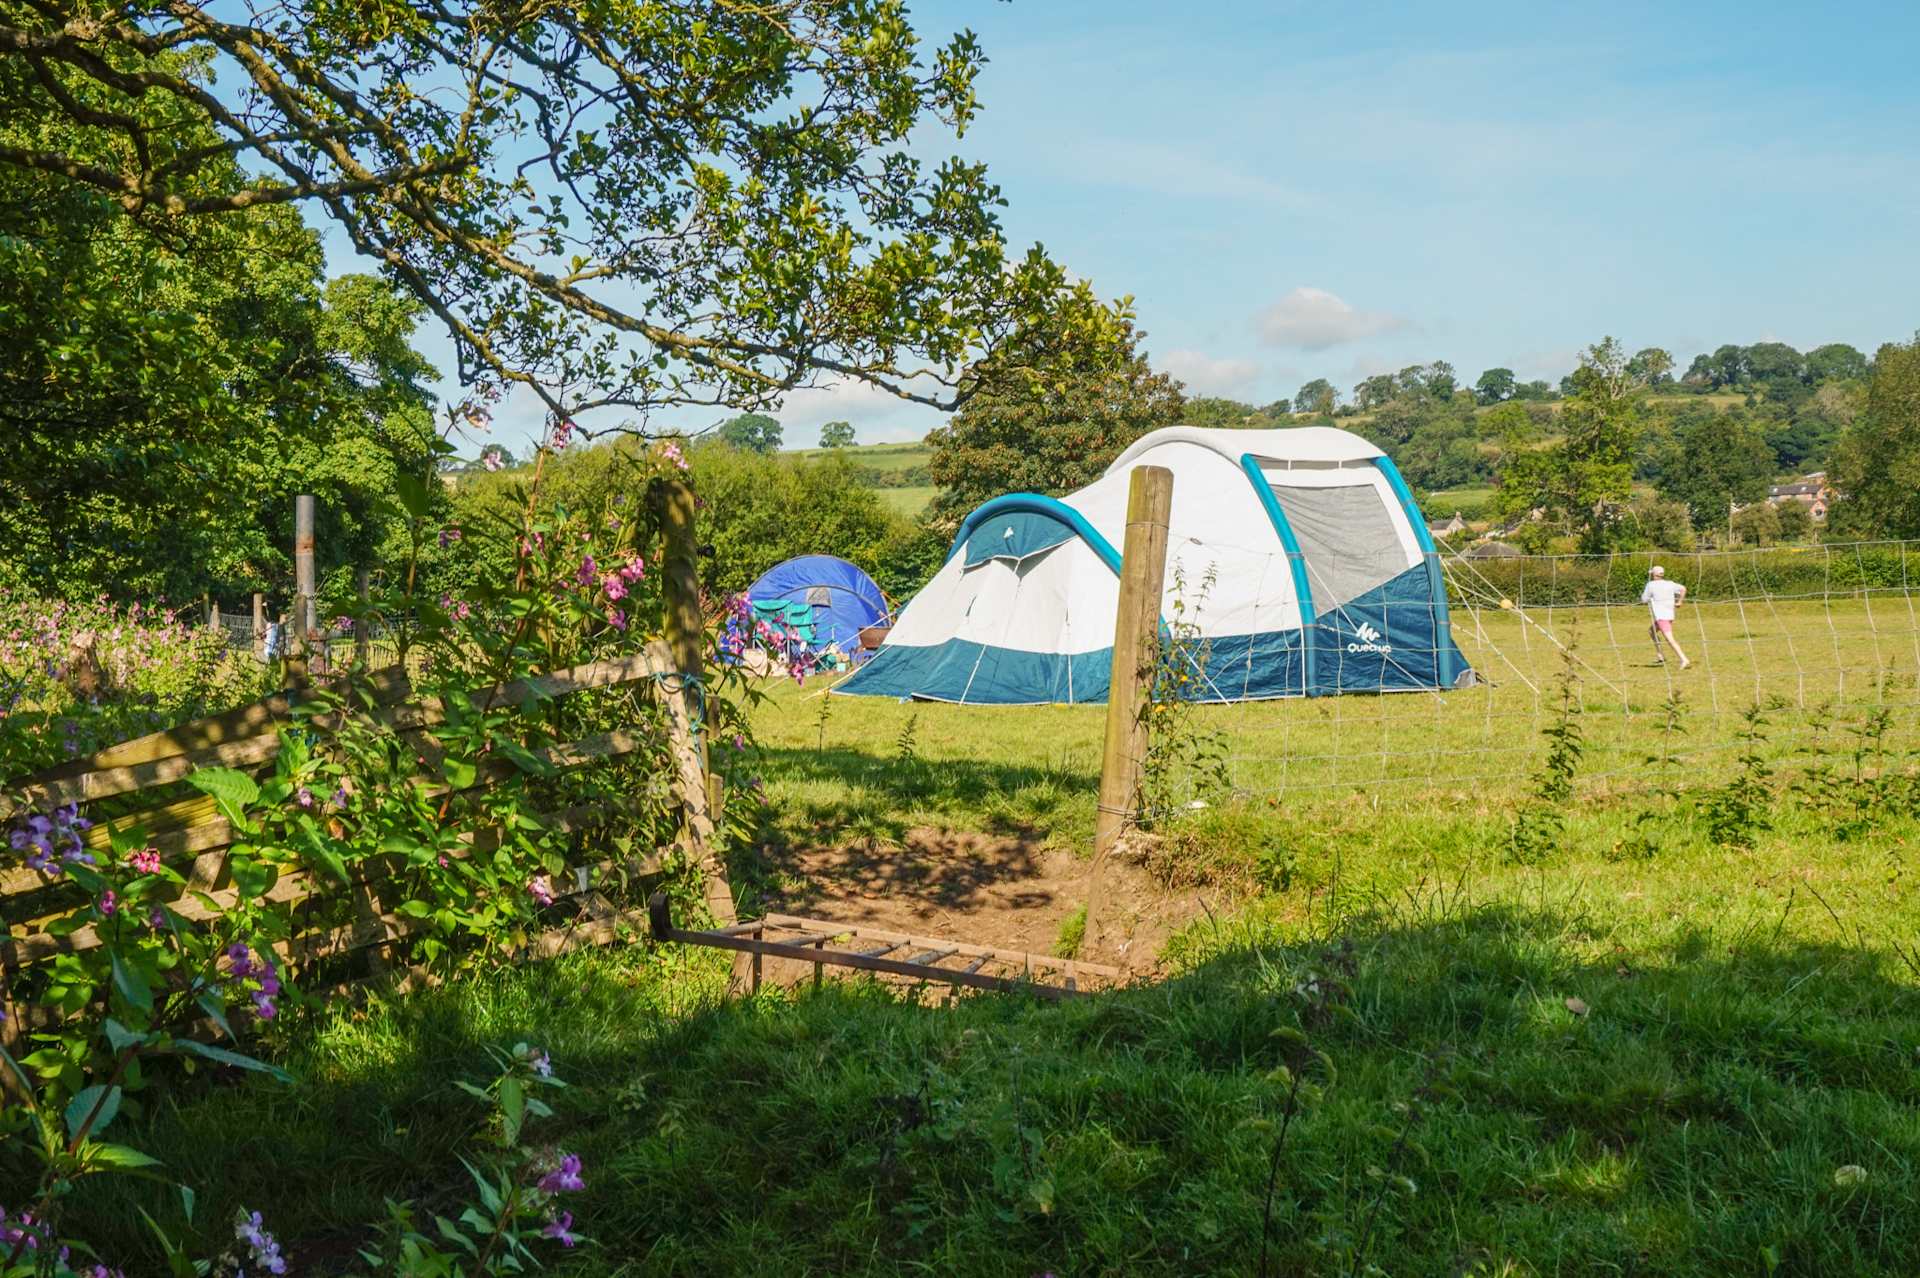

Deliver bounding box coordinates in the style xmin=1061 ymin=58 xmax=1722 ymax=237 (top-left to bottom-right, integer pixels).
xmin=759 ymin=827 xmax=1210 ymax=980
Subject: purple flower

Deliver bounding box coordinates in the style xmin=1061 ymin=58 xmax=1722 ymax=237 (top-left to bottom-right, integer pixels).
xmin=228 ymin=942 xmax=256 ymax=980
xmin=296 ymin=786 xmax=314 ymax=809
xmin=148 ymin=907 xmax=167 ymax=930
xmin=604 ymin=607 xmax=627 ymax=631
xmin=602 ymin=574 xmax=627 ymax=602
xmin=531 ymin=1050 xmax=552 ymax=1078
xmin=483 ymin=449 xmax=505 ymax=472
xmin=235 ymin=1210 xmax=288 ymax=1275
xmin=537 ymin=1153 xmax=585 ymax=1193
xmin=543 ymin=1211 xmax=579 ymax=1247
xmin=98 ymin=890 xmax=117 ymax=917
xmin=528 ymin=875 xmax=556 ymax=907
xmin=551 ymin=419 xmax=576 ymax=450
xmin=575 ymin=555 xmax=598 ymax=587
xmin=330 ymin=784 xmax=349 ymax=809
xmin=252 ymin=994 xmax=278 ymax=1021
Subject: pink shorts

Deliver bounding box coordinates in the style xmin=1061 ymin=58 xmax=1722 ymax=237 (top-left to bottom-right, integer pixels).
xmin=1652 ymin=618 xmax=1674 ymax=635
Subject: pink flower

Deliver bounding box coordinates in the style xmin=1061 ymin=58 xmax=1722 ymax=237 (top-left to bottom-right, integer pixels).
xmin=128 ymin=848 xmax=162 ymax=874
xmin=605 ymin=607 xmax=627 ymax=631
xmin=620 ymin=556 xmax=645 ymax=583
xmin=528 ymin=874 xmax=556 ymax=907
xmin=98 ymin=890 xmax=117 ymax=916
xmin=551 ymin=419 xmax=575 ymax=450
xmin=602 ymin=575 xmax=627 ymax=601
xmin=483 ymin=450 xmax=505 ymax=472
xmin=576 ymin=555 xmax=598 ymax=587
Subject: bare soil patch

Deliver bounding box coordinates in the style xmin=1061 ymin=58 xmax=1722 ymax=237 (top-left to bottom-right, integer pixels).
xmin=758 ymin=826 xmax=1210 ymax=979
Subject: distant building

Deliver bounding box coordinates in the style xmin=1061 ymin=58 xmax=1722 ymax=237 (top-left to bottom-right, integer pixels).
xmin=1427 ymin=512 xmax=1468 ymax=540
xmin=1766 ymin=473 xmax=1834 ymax=521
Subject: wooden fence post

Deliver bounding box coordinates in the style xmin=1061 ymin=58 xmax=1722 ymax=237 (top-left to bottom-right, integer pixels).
xmin=288 ymin=494 xmax=315 ymax=685
xmin=652 ymin=478 xmax=742 ymax=948
xmin=354 ymin=567 xmax=371 ymax=668
xmin=1085 ymin=465 xmax=1174 ymax=949
xmin=252 ymin=592 xmax=266 ymax=661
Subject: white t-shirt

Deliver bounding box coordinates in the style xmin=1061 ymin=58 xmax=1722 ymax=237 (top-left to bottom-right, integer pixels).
xmin=1641 ymin=579 xmax=1685 ymax=621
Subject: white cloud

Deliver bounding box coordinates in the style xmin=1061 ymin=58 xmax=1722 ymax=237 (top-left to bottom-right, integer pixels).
xmin=1257 ymin=288 xmax=1409 ymax=351
xmin=1163 ymin=349 xmax=1261 ymax=398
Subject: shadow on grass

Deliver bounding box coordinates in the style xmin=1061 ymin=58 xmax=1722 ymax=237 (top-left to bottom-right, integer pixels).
xmin=751 ymin=743 xmax=1096 ymax=849
xmin=38 ymin=897 xmax=1920 ymax=1277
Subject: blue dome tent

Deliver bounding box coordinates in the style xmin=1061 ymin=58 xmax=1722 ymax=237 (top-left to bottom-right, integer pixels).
xmin=743 ymin=555 xmax=891 ymax=666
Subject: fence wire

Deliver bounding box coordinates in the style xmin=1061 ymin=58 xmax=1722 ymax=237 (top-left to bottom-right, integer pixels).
xmin=1158 ymin=541 xmax=1920 ymax=817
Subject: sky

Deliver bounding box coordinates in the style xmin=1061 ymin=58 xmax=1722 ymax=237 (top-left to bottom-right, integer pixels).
xmin=333 ymin=0 xmax=1920 ymax=454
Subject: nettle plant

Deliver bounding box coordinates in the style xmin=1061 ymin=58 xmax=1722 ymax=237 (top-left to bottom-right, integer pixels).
xmin=0 ymin=440 xmax=777 ymax=1273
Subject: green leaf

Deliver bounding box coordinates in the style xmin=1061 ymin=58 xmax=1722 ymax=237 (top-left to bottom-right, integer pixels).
xmin=186 ymin=767 xmax=260 ymax=828
xmin=499 ymin=1076 xmax=526 ymax=1144
xmin=179 ymin=1182 xmax=196 ymax=1224
xmin=442 ymin=756 xmax=477 ymax=790
xmin=87 ymin=1141 xmax=163 ymax=1169
xmin=0 ymin=1043 xmax=39 ymax=1111
xmin=308 ymin=843 xmax=351 ymax=885
xmin=394 ymin=471 xmax=432 ymax=519
xmin=195 ymin=991 xmax=235 ymax=1041
xmin=111 ymin=952 xmax=154 ymax=1013
xmin=103 ymin=1018 xmax=145 ymax=1054
xmin=172 ymin=1039 xmax=293 ymax=1083
xmin=229 ymin=856 xmax=279 ymax=901
xmin=495 ymin=741 xmax=554 ymax=777
xmin=66 ymin=1085 xmax=123 ymax=1140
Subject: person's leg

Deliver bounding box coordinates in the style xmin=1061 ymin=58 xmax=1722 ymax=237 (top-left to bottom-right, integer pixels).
xmin=1649 ymin=618 xmax=1667 ymax=663
xmin=1658 ymin=619 xmax=1690 ymax=668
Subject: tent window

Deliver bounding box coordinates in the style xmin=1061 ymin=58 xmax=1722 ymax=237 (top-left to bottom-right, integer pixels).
xmin=1265 ymin=482 xmax=1407 ymax=612
xmin=804 ymin=586 xmax=833 ymax=606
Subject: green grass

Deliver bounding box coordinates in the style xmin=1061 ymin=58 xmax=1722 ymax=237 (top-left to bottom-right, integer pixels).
xmin=877 ymin=485 xmax=938 ymax=517
xmin=789 ymin=439 xmax=932 ymax=472
xmin=34 ymin=594 xmax=1920 ymax=1275
xmin=65 ymin=796 xmax=1920 ymax=1274
xmin=754 ymin=595 xmax=1920 ymax=851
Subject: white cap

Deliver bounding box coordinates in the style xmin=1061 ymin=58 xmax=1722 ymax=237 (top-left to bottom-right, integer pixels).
xmin=1649 ymin=564 xmax=1666 ymax=577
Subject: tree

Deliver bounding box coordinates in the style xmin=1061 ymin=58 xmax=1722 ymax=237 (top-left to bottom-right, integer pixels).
xmin=1627 ymin=348 xmax=1675 ymax=388
xmin=1626 ymin=496 xmax=1695 ymax=551
xmin=818 ymin=421 xmax=856 ymax=449
xmin=1494 ymin=337 xmax=1650 ymax=551
xmin=0 ymin=97 xmax=440 ymax=602
xmin=1652 ymin=414 xmax=1777 ymax=530
xmin=717 ymin=413 xmax=783 ymax=454
xmin=1745 ymin=342 xmax=1807 ymax=404
xmin=1295 ymin=379 xmax=1338 ymax=416
xmin=1730 ymin=501 xmax=1783 ymax=546
xmin=926 ymin=314 xmax=1184 ymax=526
xmin=1806 ymin=343 xmax=1869 ymax=386
xmin=1513 ymin=379 xmax=1556 ymax=402
xmin=1774 ymin=501 xmax=1815 ymax=542
xmin=1184 ymin=397 xmax=1257 ymax=426
xmin=1474 ymin=368 xmax=1517 ymax=405
xmin=1828 ymin=338 xmax=1920 ymax=537
xmin=0 ymin=0 xmax=1114 ymax=432
xmin=1353 ymin=374 xmax=1397 ymax=411
xmin=1259 ymin=398 xmax=1294 ymax=418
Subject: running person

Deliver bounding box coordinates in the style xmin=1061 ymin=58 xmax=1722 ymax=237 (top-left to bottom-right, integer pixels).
xmin=1640 ymin=565 xmax=1690 ymax=668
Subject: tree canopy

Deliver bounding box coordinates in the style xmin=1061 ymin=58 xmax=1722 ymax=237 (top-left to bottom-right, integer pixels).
xmin=1829 ymin=338 xmax=1920 ymax=538
xmin=0 ymin=95 xmax=439 ymax=602
xmin=924 ymin=313 xmax=1184 ymax=527
xmin=0 ymin=0 xmax=1119 ymax=432
xmin=717 ymin=413 xmax=783 ymax=454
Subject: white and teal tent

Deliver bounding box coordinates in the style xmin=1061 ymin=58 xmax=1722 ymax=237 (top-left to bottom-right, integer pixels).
xmin=837 ymin=425 xmax=1470 ymax=704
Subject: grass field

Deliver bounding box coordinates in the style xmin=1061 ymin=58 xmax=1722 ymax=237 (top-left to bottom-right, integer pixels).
xmin=46 ymin=589 xmax=1920 ymax=1276
xmin=877 ymin=484 xmax=939 ymax=516
xmin=74 ymin=781 xmax=1920 ymax=1275
xmin=753 ymin=593 xmax=1920 ymax=859
xmin=791 ymin=439 xmax=932 ymax=471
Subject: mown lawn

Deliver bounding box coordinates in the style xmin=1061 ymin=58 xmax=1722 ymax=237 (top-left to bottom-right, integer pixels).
xmin=41 ymin=594 xmax=1920 ymax=1276
xmin=65 ymin=781 xmax=1920 ymax=1275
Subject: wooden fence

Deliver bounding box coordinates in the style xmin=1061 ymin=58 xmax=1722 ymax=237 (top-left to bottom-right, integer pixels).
xmin=0 ymin=480 xmax=737 ymax=1055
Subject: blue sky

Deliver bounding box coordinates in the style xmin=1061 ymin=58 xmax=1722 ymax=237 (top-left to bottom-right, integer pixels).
xmin=353 ymin=0 xmax=1920 ymax=453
